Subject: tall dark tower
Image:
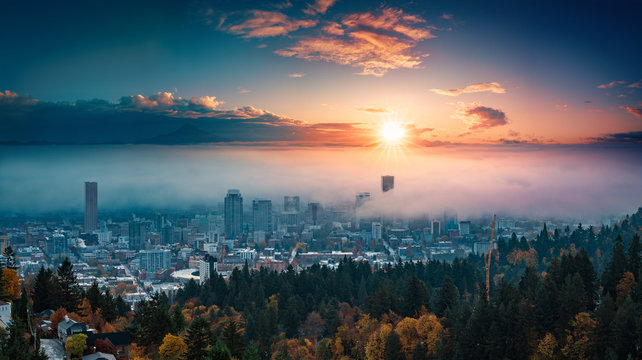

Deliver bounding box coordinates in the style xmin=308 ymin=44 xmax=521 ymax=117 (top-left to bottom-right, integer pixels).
xmin=84 ymin=181 xmax=98 ymax=232
xmin=381 ymin=175 xmax=394 ymax=192
xmin=224 ymin=189 xmax=243 ymax=239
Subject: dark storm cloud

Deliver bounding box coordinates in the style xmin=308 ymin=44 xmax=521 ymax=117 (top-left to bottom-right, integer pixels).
xmin=592 ymin=131 xmax=642 ymax=144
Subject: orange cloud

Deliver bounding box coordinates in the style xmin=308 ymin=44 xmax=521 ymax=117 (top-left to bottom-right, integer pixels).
xmin=597 ymin=80 xmax=625 ymax=89
xmin=304 ymin=0 xmax=336 ymax=15
xmin=431 ymin=82 xmax=506 ymax=96
xmin=225 ymin=10 xmax=317 ymax=38
xmin=288 ymin=73 xmax=305 ymax=78
xmin=355 ymin=107 xmax=389 ymax=113
xmin=620 ymin=105 xmax=642 ymax=118
xmin=275 ymin=8 xmax=433 ymax=76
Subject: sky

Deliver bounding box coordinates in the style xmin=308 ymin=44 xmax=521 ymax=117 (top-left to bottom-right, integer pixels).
xmin=1 ymin=0 xmax=641 ymax=145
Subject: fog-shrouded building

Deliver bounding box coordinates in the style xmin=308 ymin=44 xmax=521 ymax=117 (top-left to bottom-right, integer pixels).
xmin=139 ymin=249 xmax=170 ymax=272
xmin=459 ymin=221 xmax=471 ymax=236
xmin=84 ymin=182 xmax=98 ymax=232
xmin=432 ymin=220 xmax=441 ymax=238
xmin=199 ymin=254 xmax=218 ymax=285
xmin=128 ymin=220 xmax=144 ymax=251
xmin=355 ymin=192 xmax=371 ymax=208
xmin=282 ymin=196 xmax=300 ymax=227
xmin=306 ymin=202 xmax=323 ymax=226
xmin=382 ymin=175 xmax=394 ymax=192
xmin=444 ymin=208 xmax=458 ymax=232
xmin=253 ymin=199 xmax=272 ymax=232
xmin=372 ymin=222 xmax=382 ymax=240
xmin=225 ymin=190 xmax=243 ymax=239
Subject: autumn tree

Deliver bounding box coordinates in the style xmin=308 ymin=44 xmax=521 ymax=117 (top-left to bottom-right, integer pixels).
xmin=1 ymin=267 xmax=20 ymax=300
xmin=159 ymin=333 xmax=187 ymax=360
xmin=65 ymin=333 xmax=88 ymax=359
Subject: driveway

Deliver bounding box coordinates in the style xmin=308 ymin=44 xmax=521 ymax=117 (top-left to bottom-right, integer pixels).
xmin=41 ymin=338 xmax=66 ymax=360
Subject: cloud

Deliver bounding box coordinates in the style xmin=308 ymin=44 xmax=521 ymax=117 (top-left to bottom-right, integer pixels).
xmin=597 ymin=80 xmax=625 ymax=89
xmin=276 ymin=8 xmax=434 ymax=76
xmin=441 ymin=13 xmax=453 ymax=20
xmin=0 ymin=90 xmax=388 ymax=146
xmin=431 ymin=82 xmax=506 ymax=96
xmin=257 ymin=44 xmax=268 ymax=48
xmin=628 ymin=82 xmax=642 ymax=88
xmin=288 ymin=73 xmax=305 ymax=78
xmin=455 ymin=103 xmax=508 ymax=130
xmin=238 ymin=88 xmax=252 ymax=94
xmin=0 ymin=90 xmax=38 ymax=105
xmin=555 ymin=104 xmax=568 ymax=111
xmin=620 ymin=105 xmax=642 ymax=118
xmin=223 ymin=10 xmax=317 ymax=38
xmin=305 ymin=0 xmax=336 ymax=15
xmin=355 ymin=107 xmax=389 ymax=113
xmin=592 ymin=131 xmax=642 ymax=144
xmin=322 ymin=22 xmax=345 ymax=35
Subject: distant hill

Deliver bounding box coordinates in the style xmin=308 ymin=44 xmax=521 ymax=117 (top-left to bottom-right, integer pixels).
xmin=137 ymin=123 xmax=224 ymax=144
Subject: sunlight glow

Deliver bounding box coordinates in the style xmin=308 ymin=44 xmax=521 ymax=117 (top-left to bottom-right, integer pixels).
xmin=380 ymin=121 xmax=406 ymax=145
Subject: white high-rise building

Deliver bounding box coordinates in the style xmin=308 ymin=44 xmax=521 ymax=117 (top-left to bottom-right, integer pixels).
xmin=372 ymin=222 xmax=382 ymax=240
xmin=199 ymin=255 xmax=217 ymax=285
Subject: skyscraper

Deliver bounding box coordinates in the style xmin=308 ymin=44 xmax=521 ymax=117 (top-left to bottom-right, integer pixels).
xmin=253 ymin=199 xmax=272 ymax=232
xmin=129 ymin=220 xmax=144 ymax=250
xmin=306 ymin=202 xmax=322 ymax=226
xmin=283 ymin=196 xmax=300 ymax=212
xmin=225 ymin=189 xmax=243 ymax=239
xmin=355 ymin=192 xmax=371 ymax=208
xmin=432 ymin=220 xmax=441 ymax=238
xmin=84 ymin=181 xmax=98 ymax=232
xmin=381 ymin=175 xmax=394 ymax=192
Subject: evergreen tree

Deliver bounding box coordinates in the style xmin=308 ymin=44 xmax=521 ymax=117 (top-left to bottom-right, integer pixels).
xmin=206 ymin=337 xmax=231 ymax=360
xmin=101 ymin=288 xmax=117 ymax=322
xmin=56 ymin=257 xmax=82 ymax=312
xmin=242 ymin=341 xmax=260 ymax=360
xmin=220 ymin=320 xmax=244 ymax=358
xmin=434 ymin=276 xmax=459 ymax=317
xmin=627 ymin=234 xmax=641 ymax=281
xmin=602 ymin=236 xmax=627 ymax=297
xmin=115 ymin=295 xmax=130 ymax=316
xmin=32 ymin=266 xmax=56 ymax=313
xmin=86 ymin=281 xmax=102 ymax=311
xmin=402 ymin=274 xmax=430 ymax=316
xmin=171 ymin=304 xmax=186 ymax=334
xmin=383 ymin=330 xmax=403 ymax=360
xmin=2 ymin=247 xmax=18 ymax=270
xmin=128 ymin=292 xmax=172 ymax=350
xmin=184 ymin=317 xmax=211 ymax=360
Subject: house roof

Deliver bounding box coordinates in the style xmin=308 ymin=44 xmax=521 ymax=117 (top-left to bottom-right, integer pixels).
xmin=82 ymin=352 xmax=116 ymax=360
xmin=58 ymin=317 xmax=86 ymax=331
xmin=0 ymin=300 xmax=10 ymax=306
xmin=86 ymin=332 xmax=132 ymax=347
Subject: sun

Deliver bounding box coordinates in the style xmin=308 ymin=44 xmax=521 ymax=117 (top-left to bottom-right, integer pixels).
xmin=380 ymin=121 xmax=406 ymax=144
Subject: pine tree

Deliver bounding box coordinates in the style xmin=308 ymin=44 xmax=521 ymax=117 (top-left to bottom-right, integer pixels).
xmin=171 ymin=304 xmax=186 ymax=334
xmin=31 ymin=266 xmax=55 ymax=313
xmin=383 ymin=330 xmax=403 ymax=360
xmin=402 ymin=275 xmax=430 ymax=316
xmin=101 ymin=288 xmax=117 ymax=322
xmin=2 ymin=247 xmax=17 ymax=270
xmin=435 ymin=276 xmax=459 ymax=317
xmin=627 ymin=234 xmax=641 ymax=281
xmin=206 ymin=337 xmax=231 ymax=360
xmin=602 ymin=236 xmax=627 ymax=297
xmin=220 ymin=320 xmax=244 ymax=358
xmin=86 ymin=281 xmax=102 ymax=310
xmin=56 ymin=257 xmax=82 ymax=312
xmin=242 ymin=341 xmax=260 ymax=360
xmin=184 ymin=317 xmax=211 ymax=360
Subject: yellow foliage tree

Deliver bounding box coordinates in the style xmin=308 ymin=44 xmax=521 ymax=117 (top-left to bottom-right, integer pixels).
xmin=395 ymin=317 xmax=419 ymax=358
xmin=415 ymin=313 xmax=443 ymax=356
xmin=365 ymin=323 xmax=392 ymax=360
xmin=1 ymin=268 xmax=21 ymax=300
xmin=65 ymin=333 xmax=87 ymax=359
xmin=561 ymin=312 xmax=596 ymax=360
xmin=159 ymin=333 xmax=187 ymax=360
xmin=532 ymin=332 xmax=557 ymax=360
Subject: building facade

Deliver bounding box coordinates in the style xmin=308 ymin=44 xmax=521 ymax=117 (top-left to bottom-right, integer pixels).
xmin=84 ymin=181 xmax=98 ymax=232
xmin=224 ymin=190 xmax=243 ymax=239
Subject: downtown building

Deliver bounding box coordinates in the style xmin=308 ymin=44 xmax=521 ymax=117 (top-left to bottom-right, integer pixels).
xmin=84 ymin=181 xmax=98 ymax=232
xmin=224 ymin=190 xmax=243 ymax=239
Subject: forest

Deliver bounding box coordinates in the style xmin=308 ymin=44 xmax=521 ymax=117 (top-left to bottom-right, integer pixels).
xmin=1 ymin=208 xmax=641 ymax=360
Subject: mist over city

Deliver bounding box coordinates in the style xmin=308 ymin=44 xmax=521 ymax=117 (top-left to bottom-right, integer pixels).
xmin=1 ymin=0 xmax=641 ymax=359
